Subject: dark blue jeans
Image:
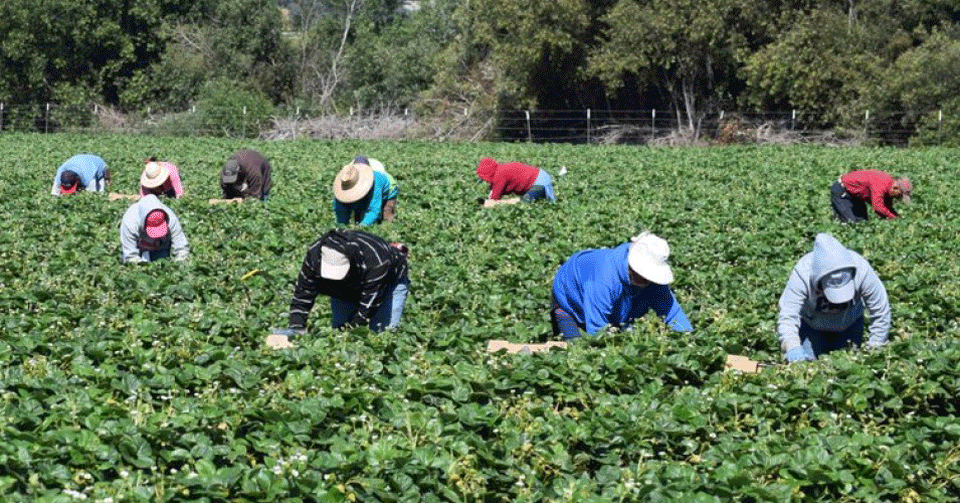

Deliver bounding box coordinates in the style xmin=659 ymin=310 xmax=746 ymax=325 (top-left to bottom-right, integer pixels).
xmin=798 ymin=317 xmax=864 ymax=359
xmin=551 ymin=296 xmax=582 ymax=340
xmin=831 ymin=181 xmax=868 ymax=222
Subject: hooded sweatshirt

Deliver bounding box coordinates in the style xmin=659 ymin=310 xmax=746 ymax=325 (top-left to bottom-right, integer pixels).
xmin=51 ymin=154 xmax=109 ymax=195
xmin=552 ymin=243 xmax=692 ymax=335
xmin=476 ymin=158 xmax=539 ymax=200
xmin=119 ymin=194 xmax=189 ymax=263
xmin=777 ymin=233 xmax=890 ymax=353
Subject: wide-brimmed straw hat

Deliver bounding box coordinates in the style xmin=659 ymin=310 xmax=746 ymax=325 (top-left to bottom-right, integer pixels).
xmin=627 ymin=232 xmax=675 ymax=285
xmin=140 ymin=162 xmax=170 ymax=189
xmin=333 ymin=163 xmax=374 ymax=203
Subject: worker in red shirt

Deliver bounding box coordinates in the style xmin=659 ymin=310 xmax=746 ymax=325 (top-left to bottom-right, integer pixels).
xmin=476 ymin=158 xmax=556 ymax=207
xmin=830 ymin=170 xmax=912 ymax=222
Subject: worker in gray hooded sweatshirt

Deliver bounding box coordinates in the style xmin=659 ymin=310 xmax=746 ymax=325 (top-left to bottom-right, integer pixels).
xmin=777 ymin=233 xmax=890 ymax=363
xmin=119 ymin=194 xmax=189 ymax=263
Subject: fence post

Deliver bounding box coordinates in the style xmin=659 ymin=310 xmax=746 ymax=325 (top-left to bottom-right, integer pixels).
xmin=938 ymin=109 xmax=943 ymax=145
xmin=0 ymin=102 xmax=4 ymax=131
xmin=525 ymin=110 xmax=532 ymax=142
xmin=864 ymin=110 xmax=870 ymax=138
xmin=586 ymin=108 xmax=591 ymax=144
xmin=45 ymin=103 xmax=50 ymax=133
xmin=791 ymin=109 xmax=796 ymax=130
xmin=651 ymin=109 xmax=656 ymax=138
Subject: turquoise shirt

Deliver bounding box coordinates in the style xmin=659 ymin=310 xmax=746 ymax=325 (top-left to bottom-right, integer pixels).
xmin=334 ymin=171 xmax=397 ymax=226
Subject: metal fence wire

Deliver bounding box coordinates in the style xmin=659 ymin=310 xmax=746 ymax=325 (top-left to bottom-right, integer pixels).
xmin=0 ymin=102 xmax=953 ymax=145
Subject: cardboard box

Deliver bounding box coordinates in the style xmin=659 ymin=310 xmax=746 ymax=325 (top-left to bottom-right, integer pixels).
xmin=486 ymin=340 xmax=567 ymax=354
xmin=725 ymin=354 xmax=761 ymax=373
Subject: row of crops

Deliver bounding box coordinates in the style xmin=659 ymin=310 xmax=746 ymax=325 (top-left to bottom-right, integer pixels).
xmin=1 ymin=132 xmax=958 ymax=501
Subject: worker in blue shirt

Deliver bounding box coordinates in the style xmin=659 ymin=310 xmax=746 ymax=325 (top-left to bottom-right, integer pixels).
xmin=51 ymin=154 xmax=111 ymax=195
xmin=551 ymin=231 xmax=692 ymax=339
xmin=332 ymin=162 xmax=398 ymax=226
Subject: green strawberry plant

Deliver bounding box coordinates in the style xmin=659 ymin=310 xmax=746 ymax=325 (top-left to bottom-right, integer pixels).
xmin=0 ymin=133 xmax=957 ymax=500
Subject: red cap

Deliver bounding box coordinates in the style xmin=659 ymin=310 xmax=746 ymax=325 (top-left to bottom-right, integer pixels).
xmin=145 ymin=210 xmax=168 ymax=238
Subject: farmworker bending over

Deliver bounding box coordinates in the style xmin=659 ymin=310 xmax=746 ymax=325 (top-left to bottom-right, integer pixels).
xmin=271 ymin=229 xmax=409 ymax=346
xmin=213 ymin=149 xmax=272 ymax=203
xmin=353 ymin=155 xmax=399 ymax=221
xmin=119 ymin=194 xmax=189 ymax=263
xmin=139 ymin=158 xmax=184 ymax=198
xmin=333 ymin=162 xmax=397 ymax=225
xmin=476 ymin=157 xmax=556 ymax=207
xmin=551 ymin=232 xmax=692 ymax=340
xmin=831 ymin=170 xmax=911 ymax=222
xmin=51 ymin=154 xmax=111 ymax=196
xmin=778 ymin=233 xmax=890 ymax=363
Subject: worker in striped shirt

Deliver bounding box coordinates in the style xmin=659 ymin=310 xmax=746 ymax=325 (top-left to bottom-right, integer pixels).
xmin=272 ymin=229 xmax=410 ymax=346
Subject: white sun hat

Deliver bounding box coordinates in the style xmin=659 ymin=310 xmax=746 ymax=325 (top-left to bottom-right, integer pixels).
xmin=627 ymin=231 xmax=675 ymax=285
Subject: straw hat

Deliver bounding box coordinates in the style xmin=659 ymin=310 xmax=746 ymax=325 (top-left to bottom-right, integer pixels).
xmin=140 ymin=162 xmax=170 ymax=189
xmin=627 ymin=232 xmax=675 ymax=285
xmin=333 ymin=163 xmax=374 ymax=203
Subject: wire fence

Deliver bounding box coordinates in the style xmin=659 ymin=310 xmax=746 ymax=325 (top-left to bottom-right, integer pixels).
xmin=0 ymin=102 xmax=955 ymax=146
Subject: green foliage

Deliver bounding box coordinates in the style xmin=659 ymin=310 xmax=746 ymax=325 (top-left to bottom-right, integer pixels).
xmin=1 ymin=134 xmax=959 ymax=500
xmin=589 ymin=0 xmax=763 ymax=127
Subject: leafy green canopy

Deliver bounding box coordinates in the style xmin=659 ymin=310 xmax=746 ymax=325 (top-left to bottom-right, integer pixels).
xmin=0 ymin=134 xmax=958 ymax=500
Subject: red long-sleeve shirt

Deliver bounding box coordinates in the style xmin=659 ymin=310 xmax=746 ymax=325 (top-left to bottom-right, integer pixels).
xmin=476 ymin=158 xmax=539 ymax=200
xmin=840 ymin=170 xmax=898 ymax=219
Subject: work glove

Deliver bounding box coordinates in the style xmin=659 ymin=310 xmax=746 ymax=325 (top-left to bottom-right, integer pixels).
xmin=784 ymin=347 xmax=814 ymax=363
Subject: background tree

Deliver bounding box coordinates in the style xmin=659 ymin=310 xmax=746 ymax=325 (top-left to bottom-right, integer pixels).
xmin=587 ymin=0 xmax=762 ymax=133
xmin=120 ymin=0 xmax=294 ymax=112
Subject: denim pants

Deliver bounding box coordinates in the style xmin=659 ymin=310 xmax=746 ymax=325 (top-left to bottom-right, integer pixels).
xmin=798 ymin=317 xmax=864 ymax=359
xmin=550 ymin=295 xmax=583 ymax=340
xmin=522 ymin=169 xmax=557 ymax=202
xmin=330 ymin=277 xmax=410 ymax=331
xmin=830 ymin=181 xmax=868 ymax=222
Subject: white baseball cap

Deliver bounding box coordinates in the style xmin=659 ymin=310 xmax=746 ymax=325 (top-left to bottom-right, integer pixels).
xmin=320 ymin=246 xmax=350 ymax=280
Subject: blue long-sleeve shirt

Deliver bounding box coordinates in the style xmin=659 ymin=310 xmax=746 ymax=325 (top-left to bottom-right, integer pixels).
xmin=51 ymin=154 xmax=109 ymax=195
xmin=552 ymin=243 xmax=692 ymax=336
xmin=334 ymin=171 xmax=397 ymax=226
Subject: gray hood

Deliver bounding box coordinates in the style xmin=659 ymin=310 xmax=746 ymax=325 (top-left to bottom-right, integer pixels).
xmin=777 ymin=233 xmax=891 ymax=354
xmin=809 ymin=233 xmax=857 ymax=291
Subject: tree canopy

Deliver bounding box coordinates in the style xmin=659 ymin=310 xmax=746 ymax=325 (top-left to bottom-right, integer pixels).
xmin=1 ymin=0 xmax=959 ymax=143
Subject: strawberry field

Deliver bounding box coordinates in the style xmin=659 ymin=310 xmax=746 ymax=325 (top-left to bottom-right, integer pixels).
xmin=1 ymin=132 xmax=959 ymax=501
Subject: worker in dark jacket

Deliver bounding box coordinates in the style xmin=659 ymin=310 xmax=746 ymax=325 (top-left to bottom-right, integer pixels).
xmin=212 ymin=149 xmax=272 ymax=203
xmin=268 ymin=229 xmax=410 ymax=348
